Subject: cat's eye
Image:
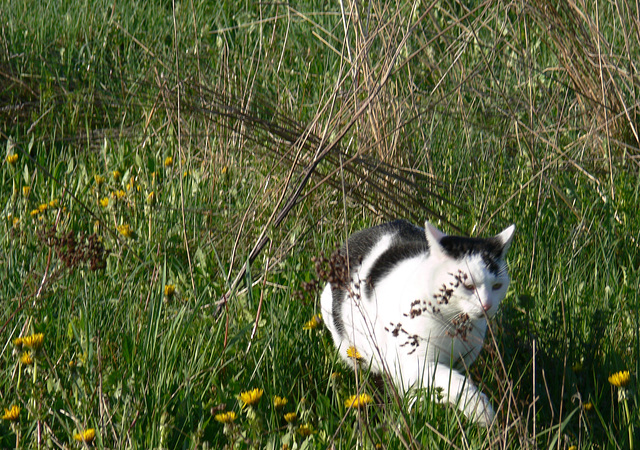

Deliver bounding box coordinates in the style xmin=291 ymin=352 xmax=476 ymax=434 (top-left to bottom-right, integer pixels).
xmin=463 ymin=283 xmax=476 ymax=291
xmin=492 ymin=283 xmax=503 ymax=291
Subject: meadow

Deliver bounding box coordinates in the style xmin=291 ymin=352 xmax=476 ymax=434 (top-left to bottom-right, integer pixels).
xmin=1 ymin=0 xmax=639 ymax=448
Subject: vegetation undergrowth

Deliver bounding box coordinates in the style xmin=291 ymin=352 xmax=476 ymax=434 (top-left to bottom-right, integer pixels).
xmin=1 ymin=0 xmax=639 ymax=448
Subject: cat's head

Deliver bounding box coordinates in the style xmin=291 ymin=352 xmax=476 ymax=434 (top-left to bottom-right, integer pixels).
xmin=424 ymin=222 xmax=515 ymax=319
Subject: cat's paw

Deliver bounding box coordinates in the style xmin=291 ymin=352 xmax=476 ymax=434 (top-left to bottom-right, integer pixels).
xmin=463 ymin=392 xmax=495 ymax=426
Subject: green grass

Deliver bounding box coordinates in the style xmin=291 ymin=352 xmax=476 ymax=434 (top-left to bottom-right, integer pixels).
xmin=2 ymin=0 xmax=640 ymax=448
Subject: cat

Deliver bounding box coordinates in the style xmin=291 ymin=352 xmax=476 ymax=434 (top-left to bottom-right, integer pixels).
xmin=320 ymin=220 xmax=515 ymax=425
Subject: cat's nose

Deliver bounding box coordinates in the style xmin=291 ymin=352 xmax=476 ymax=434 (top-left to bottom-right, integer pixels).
xmin=482 ymin=301 xmax=492 ymax=312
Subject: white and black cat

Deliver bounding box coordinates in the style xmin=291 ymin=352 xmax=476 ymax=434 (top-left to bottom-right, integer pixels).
xmin=321 ymin=220 xmax=515 ymax=425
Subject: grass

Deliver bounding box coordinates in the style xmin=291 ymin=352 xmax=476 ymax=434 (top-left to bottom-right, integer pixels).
xmin=1 ymin=0 xmax=640 ymax=448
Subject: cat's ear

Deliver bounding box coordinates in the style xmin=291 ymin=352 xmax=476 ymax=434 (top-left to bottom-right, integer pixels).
xmin=424 ymin=222 xmax=446 ymax=253
xmin=496 ymin=224 xmax=516 ymax=257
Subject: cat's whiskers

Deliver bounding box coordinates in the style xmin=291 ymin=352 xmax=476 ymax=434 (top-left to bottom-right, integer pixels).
xmin=441 ymin=311 xmax=473 ymax=337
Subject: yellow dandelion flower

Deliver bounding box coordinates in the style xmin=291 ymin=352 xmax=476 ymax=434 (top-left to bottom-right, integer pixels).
xmin=48 ymin=199 xmax=60 ymax=209
xmin=94 ymin=175 xmax=105 ymax=186
xmin=284 ymin=412 xmax=297 ymax=423
xmin=126 ymin=176 xmax=135 ymax=191
xmin=38 ymin=203 xmax=48 ymax=213
xmin=73 ymin=428 xmax=96 ymax=444
xmin=273 ymin=396 xmax=287 ymax=409
xmin=30 ymin=209 xmax=40 ymax=217
xmin=214 ymin=411 xmax=237 ymax=424
xmin=23 ymin=186 xmax=31 ymax=196
xmin=344 ymin=393 xmax=373 ymax=409
xmin=584 ymin=401 xmax=594 ymax=411
xmin=99 ymin=197 xmax=109 ymax=207
xmin=113 ymin=170 xmax=121 ymax=181
xmin=13 ymin=337 xmax=23 ymax=348
xmin=23 ymin=333 xmax=44 ymax=350
xmin=297 ymin=424 xmax=315 ymax=437
xmin=2 ymin=405 xmax=20 ymax=421
xmin=112 ymin=189 xmax=126 ymax=199
xmin=303 ymin=314 xmax=323 ymax=330
xmin=608 ymin=370 xmax=631 ymax=388
xmin=346 ymin=346 xmax=362 ymax=360
xmin=221 ymin=165 xmax=228 ymax=175
xmin=117 ymin=224 xmax=133 ymax=238
xmin=20 ymin=351 xmax=33 ymax=365
xmin=6 ymin=154 xmax=18 ymax=165
xmin=12 ymin=217 xmax=20 ymax=228
xmin=568 ymin=446 xmax=577 ymax=450
xmin=164 ymin=284 xmax=176 ymax=298
xmin=164 ymin=156 xmax=173 ymax=167
xmin=238 ymin=388 xmax=264 ymax=408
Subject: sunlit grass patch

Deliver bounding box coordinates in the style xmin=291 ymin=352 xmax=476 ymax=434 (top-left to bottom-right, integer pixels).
xmin=1 ymin=0 xmax=639 ymax=448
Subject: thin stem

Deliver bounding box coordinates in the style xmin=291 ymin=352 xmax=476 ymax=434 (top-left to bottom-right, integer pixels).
xmin=623 ymin=397 xmax=633 ymax=450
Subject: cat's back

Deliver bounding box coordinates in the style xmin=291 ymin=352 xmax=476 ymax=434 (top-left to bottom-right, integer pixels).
xmin=321 ymin=220 xmax=429 ymax=342
xmin=343 ymin=219 xmax=427 ymax=265
xmin=341 ymin=220 xmax=430 ymax=295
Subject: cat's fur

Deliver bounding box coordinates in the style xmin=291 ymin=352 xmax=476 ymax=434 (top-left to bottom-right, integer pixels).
xmin=321 ymin=220 xmax=515 ymax=425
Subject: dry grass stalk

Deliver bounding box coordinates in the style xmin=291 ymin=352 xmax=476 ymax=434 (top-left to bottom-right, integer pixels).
xmin=527 ymin=0 xmax=639 ymax=150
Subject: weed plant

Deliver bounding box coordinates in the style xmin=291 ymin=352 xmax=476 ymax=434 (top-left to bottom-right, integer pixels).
xmin=1 ymin=0 xmax=639 ymax=448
